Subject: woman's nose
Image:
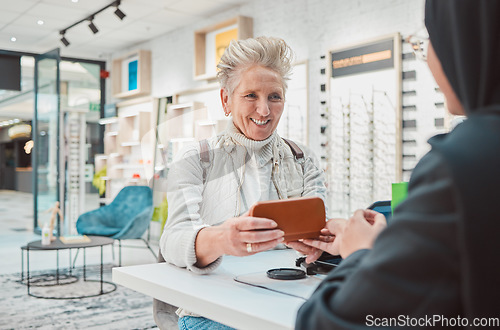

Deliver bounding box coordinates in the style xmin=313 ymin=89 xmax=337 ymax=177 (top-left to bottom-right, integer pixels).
xmin=256 ymin=100 xmax=271 ymax=116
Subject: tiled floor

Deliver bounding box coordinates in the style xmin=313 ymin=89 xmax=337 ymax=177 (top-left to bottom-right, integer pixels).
xmin=0 ymin=189 xmax=158 ymax=275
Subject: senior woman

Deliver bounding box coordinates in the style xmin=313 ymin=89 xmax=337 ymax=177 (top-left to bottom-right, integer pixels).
xmin=158 ymin=36 xmax=327 ymax=329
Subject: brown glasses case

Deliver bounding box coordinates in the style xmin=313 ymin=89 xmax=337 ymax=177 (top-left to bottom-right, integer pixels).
xmin=248 ymin=196 xmax=326 ymax=241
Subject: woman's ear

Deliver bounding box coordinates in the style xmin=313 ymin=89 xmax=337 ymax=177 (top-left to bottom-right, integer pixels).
xmin=220 ymin=88 xmax=230 ymax=115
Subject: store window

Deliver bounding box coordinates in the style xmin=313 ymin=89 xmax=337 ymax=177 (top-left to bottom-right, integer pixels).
xmin=0 ymin=49 xmax=105 ymax=234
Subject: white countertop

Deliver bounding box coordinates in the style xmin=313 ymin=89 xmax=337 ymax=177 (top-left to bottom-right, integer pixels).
xmin=113 ymin=249 xmax=322 ymax=329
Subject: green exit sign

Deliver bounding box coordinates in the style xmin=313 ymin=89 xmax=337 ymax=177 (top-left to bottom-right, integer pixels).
xmin=89 ymin=102 xmax=100 ymax=112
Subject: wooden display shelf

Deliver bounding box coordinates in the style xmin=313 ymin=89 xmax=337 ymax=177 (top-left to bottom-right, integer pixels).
xmin=99 ymin=117 xmax=118 ymax=125
xmin=112 ymin=164 xmax=145 ymax=170
xmin=95 ymin=154 xmax=108 ymax=160
xmin=121 ymin=141 xmax=140 ymax=147
xmin=112 ymin=50 xmax=152 ymax=99
xmin=155 ymin=165 xmax=166 ymax=171
xmin=97 ymin=97 xmax=157 ymax=203
xmin=162 ymin=102 xmax=207 ymax=140
xmin=169 ymin=102 xmax=201 ymax=111
xmin=194 ymin=16 xmax=253 ymax=80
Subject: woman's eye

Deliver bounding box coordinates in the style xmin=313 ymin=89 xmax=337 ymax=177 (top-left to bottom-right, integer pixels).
xmin=269 ymin=94 xmax=282 ymax=101
xmin=245 ymin=93 xmax=257 ymax=99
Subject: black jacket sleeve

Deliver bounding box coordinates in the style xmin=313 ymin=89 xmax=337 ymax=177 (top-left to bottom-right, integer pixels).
xmin=296 ymin=150 xmax=462 ymax=329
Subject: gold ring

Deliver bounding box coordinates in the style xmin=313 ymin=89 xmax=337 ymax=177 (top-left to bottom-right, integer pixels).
xmin=246 ymin=243 xmax=252 ymax=253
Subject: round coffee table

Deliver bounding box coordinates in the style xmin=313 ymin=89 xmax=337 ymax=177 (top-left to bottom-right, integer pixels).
xmin=21 ymin=236 xmax=117 ymax=299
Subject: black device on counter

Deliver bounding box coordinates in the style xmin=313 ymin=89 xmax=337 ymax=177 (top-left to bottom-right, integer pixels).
xmin=296 ymin=252 xmax=342 ymax=275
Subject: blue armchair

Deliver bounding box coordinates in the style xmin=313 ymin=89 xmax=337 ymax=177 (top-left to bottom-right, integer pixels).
xmin=76 ymin=185 xmax=156 ymax=265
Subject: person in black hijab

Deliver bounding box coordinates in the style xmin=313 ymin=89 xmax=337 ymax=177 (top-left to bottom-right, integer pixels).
xmin=294 ymin=0 xmax=500 ymax=328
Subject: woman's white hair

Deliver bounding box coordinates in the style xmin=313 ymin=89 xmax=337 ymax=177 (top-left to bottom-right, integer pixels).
xmin=216 ymin=36 xmax=295 ymax=96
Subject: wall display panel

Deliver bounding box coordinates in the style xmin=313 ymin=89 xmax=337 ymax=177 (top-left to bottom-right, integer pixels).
xmin=277 ymin=61 xmax=308 ymax=146
xmin=63 ymin=109 xmax=87 ymax=236
xmin=327 ymin=34 xmax=402 ymax=218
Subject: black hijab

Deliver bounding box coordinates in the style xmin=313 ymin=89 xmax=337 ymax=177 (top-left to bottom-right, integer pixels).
xmin=425 ymin=0 xmax=500 ymax=320
xmin=425 ymin=0 xmax=500 ymax=114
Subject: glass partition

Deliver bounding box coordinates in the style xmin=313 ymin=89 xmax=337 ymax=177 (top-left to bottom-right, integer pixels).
xmin=34 ymin=49 xmax=61 ymax=233
xmin=60 ymin=59 xmax=103 ymax=228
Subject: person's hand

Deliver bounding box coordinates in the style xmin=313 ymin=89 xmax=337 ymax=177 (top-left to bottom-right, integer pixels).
xmin=217 ymin=215 xmax=285 ymax=256
xmin=338 ymin=209 xmax=386 ymax=258
xmin=285 ymin=228 xmax=334 ymax=263
xmin=301 ymin=210 xmax=386 ymax=259
xmin=300 ymin=219 xmax=347 ymax=260
xmin=195 ymin=214 xmax=285 ymax=267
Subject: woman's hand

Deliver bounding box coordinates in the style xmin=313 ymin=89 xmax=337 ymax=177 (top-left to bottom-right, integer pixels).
xmin=297 ymin=221 xmax=346 ymax=261
xmin=285 ymin=228 xmax=335 ymax=263
xmin=338 ymin=209 xmax=386 ymax=258
xmin=218 ymin=216 xmax=285 ymax=256
xmin=301 ymin=210 xmax=387 ymax=259
xmin=195 ymin=214 xmax=285 ymax=267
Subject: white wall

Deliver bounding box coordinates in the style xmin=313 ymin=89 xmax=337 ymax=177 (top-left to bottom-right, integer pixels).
xmin=110 ymin=0 xmax=426 ymax=157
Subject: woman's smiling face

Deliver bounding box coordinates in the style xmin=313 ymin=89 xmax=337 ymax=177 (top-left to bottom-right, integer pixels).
xmin=221 ymin=65 xmax=285 ymax=141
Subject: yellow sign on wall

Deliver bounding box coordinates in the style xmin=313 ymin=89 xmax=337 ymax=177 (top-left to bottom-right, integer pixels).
xmin=215 ymin=28 xmax=238 ymax=67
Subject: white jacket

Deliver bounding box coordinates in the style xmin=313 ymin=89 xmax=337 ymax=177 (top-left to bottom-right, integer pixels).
xmin=159 ymin=122 xmax=327 ymax=274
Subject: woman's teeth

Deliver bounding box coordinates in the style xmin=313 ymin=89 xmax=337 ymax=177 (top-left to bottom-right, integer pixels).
xmin=251 ymin=118 xmax=269 ymax=125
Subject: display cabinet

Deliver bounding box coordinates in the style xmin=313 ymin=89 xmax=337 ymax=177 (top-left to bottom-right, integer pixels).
xmin=95 ymin=97 xmax=157 ymax=203
xmin=112 ymin=50 xmax=152 ymax=99
xmin=194 ymin=16 xmax=253 ymax=80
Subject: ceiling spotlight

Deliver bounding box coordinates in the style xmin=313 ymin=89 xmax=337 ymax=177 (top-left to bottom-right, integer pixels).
xmin=88 ymin=19 xmax=99 ymax=34
xmin=10 ymin=37 xmax=16 ymax=42
xmin=37 ymin=20 xmax=44 ymax=25
xmin=60 ymin=32 xmax=70 ymax=47
xmin=113 ymin=0 xmax=126 ymax=20
xmin=114 ymin=7 xmax=126 ymax=20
